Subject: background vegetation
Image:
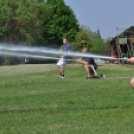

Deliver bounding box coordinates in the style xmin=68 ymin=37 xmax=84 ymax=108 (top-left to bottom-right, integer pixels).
xmin=70 ymin=25 xmax=109 ymax=55
xmin=0 ymin=0 xmax=110 ymax=65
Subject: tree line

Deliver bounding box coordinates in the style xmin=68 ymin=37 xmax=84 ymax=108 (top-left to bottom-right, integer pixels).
xmin=0 ymin=0 xmax=109 ymax=65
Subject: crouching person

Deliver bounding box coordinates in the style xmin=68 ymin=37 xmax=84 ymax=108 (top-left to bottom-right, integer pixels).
xmin=72 ymin=47 xmax=106 ymax=79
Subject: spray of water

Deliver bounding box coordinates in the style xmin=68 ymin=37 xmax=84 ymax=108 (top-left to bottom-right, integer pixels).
xmin=0 ymin=44 xmax=128 ymax=61
xmin=0 ymin=51 xmax=60 ymax=60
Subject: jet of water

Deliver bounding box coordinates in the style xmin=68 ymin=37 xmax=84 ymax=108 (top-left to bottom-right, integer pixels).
xmin=0 ymin=51 xmax=60 ymax=60
xmin=0 ymin=44 xmax=128 ymax=61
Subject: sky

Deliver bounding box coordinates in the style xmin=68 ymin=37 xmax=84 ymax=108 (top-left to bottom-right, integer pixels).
xmin=64 ymin=0 xmax=134 ymax=39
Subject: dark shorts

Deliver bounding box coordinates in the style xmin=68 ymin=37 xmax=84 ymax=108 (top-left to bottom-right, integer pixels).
xmin=90 ymin=64 xmax=97 ymax=73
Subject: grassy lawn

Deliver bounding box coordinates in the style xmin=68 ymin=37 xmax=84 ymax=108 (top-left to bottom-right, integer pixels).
xmin=0 ymin=64 xmax=134 ymax=134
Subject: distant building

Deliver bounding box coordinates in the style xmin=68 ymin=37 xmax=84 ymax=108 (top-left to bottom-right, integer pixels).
xmin=110 ymin=26 xmax=134 ymax=61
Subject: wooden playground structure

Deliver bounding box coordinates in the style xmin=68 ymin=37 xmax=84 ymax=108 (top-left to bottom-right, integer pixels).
xmin=110 ymin=26 xmax=134 ymax=63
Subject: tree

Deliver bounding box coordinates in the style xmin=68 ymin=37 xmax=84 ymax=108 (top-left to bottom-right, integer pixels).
xmin=44 ymin=0 xmax=79 ymax=46
xmin=70 ymin=25 xmax=109 ymax=55
xmin=0 ymin=0 xmax=52 ymax=45
xmin=90 ymin=34 xmax=110 ymax=55
xmin=70 ymin=25 xmax=95 ymax=51
xmin=0 ymin=0 xmax=53 ymax=65
xmin=97 ymin=27 xmax=101 ymax=37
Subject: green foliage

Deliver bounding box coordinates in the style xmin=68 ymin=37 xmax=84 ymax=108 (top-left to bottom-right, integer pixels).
xmin=0 ymin=26 xmax=5 ymax=40
xmin=90 ymin=35 xmax=109 ymax=55
xmin=0 ymin=56 xmax=20 ymax=65
xmin=71 ymin=25 xmax=109 ymax=55
xmin=0 ymin=0 xmax=81 ymax=64
xmin=70 ymin=30 xmax=93 ymax=51
xmin=70 ymin=26 xmax=95 ymax=51
xmin=44 ymin=0 xmax=79 ymax=46
xmin=0 ymin=0 xmax=52 ymax=45
xmin=0 ymin=0 xmax=54 ymax=65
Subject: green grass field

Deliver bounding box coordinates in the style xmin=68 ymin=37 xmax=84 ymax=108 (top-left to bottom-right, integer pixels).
xmin=0 ymin=64 xmax=134 ymax=134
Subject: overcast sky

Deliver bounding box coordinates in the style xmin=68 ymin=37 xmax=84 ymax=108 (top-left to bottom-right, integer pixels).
xmin=64 ymin=0 xmax=134 ymax=39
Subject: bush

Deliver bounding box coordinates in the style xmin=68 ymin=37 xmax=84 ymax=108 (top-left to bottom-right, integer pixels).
xmin=70 ymin=26 xmax=110 ymax=55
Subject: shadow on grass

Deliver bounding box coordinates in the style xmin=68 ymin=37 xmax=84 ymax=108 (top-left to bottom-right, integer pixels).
xmin=0 ymin=104 xmax=134 ymax=114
